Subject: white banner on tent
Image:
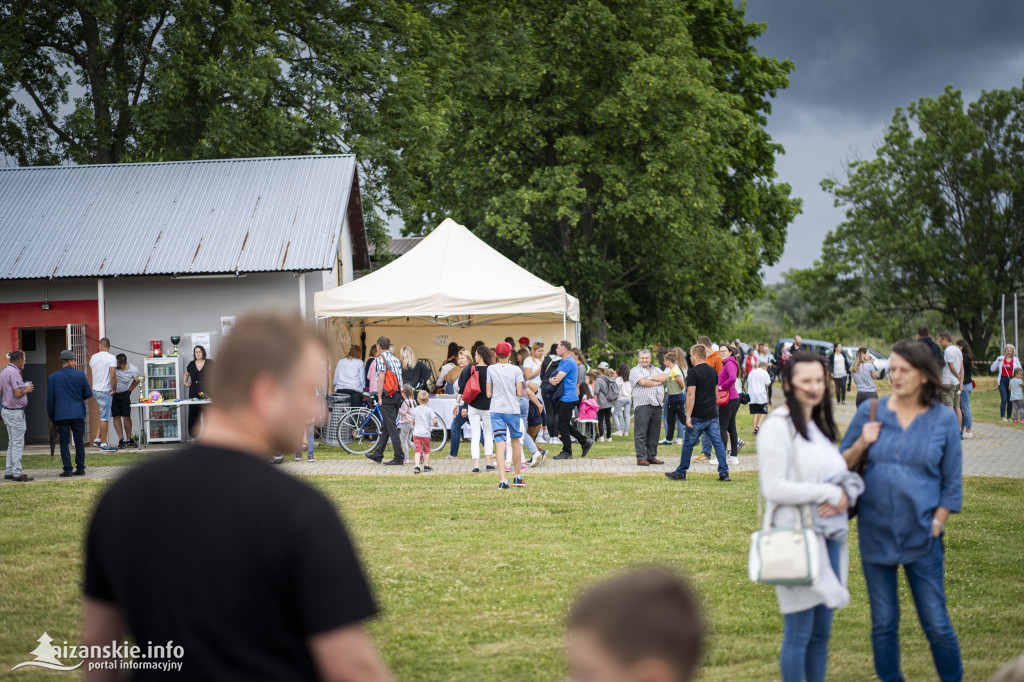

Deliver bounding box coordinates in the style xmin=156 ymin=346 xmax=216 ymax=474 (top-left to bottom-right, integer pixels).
xmin=434 ymin=333 xmax=451 ymax=346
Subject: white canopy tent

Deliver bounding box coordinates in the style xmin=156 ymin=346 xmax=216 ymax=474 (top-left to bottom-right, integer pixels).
xmin=314 ymin=219 xmax=581 ymax=367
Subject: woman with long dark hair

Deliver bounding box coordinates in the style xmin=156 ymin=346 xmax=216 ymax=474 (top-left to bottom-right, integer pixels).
xmin=457 ymin=346 xmax=496 ymax=472
xmin=184 ymin=345 xmax=213 ymax=438
xmin=956 ymin=339 xmax=973 ymax=439
xmin=757 ymin=352 xmax=860 ymax=682
xmin=841 ymin=340 xmax=963 ymax=681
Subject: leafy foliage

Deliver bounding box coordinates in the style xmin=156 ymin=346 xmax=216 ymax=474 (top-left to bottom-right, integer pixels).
xmin=806 ymin=85 xmax=1024 ymax=354
xmin=393 ymin=0 xmax=800 ymax=344
xmin=0 ymin=0 xmax=446 ymax=254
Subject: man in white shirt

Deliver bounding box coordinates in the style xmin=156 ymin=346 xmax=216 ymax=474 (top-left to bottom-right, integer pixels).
xmin=938 ymin=332 xmax=964 ymax=429
xmin=88 ymin=338 xmax=119 ymax=452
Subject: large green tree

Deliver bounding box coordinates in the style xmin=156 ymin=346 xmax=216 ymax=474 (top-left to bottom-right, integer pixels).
xmin=395 ymin=0 xmax=800 ymax=344
xmin=812 ymin=85 xmax=1024 ymax=354
xmin=0 ymin=0 xmax=443 ymax=251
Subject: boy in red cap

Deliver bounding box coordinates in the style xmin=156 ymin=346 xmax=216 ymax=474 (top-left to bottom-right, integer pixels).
xmin=487 ymin=341 xmax=526 ymax=488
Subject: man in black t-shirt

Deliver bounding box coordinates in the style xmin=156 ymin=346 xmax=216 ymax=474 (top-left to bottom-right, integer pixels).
xmin=666 ymin=344 xmax=729 ymax=482
xmin=82 ymin=313 xmax=391 ymax=681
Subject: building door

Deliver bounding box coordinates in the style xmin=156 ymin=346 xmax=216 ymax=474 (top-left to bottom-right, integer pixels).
xmin=17 ymin=326 xmax=72 ymax=443
xmin=67 ymin=324 xmax=91 ymax=439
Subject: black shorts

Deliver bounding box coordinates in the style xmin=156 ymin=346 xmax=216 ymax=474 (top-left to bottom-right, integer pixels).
xmin=749 ymin=403 xmax=767 ymax=415
xmin=112 ymin=391 xmax=132 ymax=417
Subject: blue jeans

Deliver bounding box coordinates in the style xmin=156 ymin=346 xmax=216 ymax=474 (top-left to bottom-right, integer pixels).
xmin=700 ymin=404 xmax=719 ymax=455
xmin=664 ymin=393 xmax=685 ymax=440
xmin=673 ymin=416 xmax=728 ymax=476
xmin=449 ymin=407 xmax=469 ymax=457
xmin=781 ymin=539 xmax=841 ymax=682
xmin=518 ymin=396 xmax=539 ymax=455
xmin=862 ymin=538 xmax=962 ymax=682
xmin=959 ymin=383 xmax=972 ymax=430
xmin=999 ymin=376 xmax=1011 ymax=418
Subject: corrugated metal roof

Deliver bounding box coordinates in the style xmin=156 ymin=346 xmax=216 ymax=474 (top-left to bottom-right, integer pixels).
xmin=373 ymin=237 xmax=423 ymax=258
xmin=0 ymin=155 xmax=361 ymax=279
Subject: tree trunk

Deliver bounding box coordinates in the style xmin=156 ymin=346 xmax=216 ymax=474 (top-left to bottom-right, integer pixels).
xmin=586 ymin=300 xmax=608 ymax=346
xmin=958 ymin=314 xmax=991 ymax=361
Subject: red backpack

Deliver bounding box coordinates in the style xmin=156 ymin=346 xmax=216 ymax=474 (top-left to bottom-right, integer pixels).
xmin=381 ymin=360 xmax=401 ymax=397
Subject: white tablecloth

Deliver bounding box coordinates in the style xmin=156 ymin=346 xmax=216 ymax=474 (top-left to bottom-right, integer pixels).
xmin=428 ymin=396 xmax=471 ymax=436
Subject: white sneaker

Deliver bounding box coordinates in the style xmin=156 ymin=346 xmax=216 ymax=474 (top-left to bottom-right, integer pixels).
xmin=730 ymin=456 xmax=739 ymax=466
xmin=963 ymin=431 xmax=973 ymax=439
xmin=673 ymin=438 xmax=683 ymax=445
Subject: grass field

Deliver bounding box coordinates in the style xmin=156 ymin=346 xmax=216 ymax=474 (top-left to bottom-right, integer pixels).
xmin=1 ymin=472 xmax=1022 ymax=680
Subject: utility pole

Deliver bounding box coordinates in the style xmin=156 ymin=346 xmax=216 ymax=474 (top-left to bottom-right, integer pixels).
xmin=1001 ymin=294 xmax=1006 ymax=351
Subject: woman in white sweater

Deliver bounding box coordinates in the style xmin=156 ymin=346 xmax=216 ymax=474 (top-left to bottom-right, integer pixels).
xmin=757 ymin=352 xmax=864 ymax=682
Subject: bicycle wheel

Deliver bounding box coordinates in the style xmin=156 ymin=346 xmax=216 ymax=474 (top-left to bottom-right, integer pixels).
xmin=338 ymin=409 xmax=381 ymax=455
xmin=429 ymin=409 xmax=448 ymax=452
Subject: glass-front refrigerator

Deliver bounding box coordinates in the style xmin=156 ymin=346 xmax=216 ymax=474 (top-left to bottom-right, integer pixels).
xmin=143 ymin=356 xmax=182 ymax=442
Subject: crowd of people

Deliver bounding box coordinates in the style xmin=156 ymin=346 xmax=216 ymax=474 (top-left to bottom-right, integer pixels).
xmin=4 ymin=313 xmax=1023 ymax=680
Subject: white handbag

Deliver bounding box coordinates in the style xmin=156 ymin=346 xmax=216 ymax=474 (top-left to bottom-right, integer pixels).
xmin=748 ymin=426 xmax=821 ymax=586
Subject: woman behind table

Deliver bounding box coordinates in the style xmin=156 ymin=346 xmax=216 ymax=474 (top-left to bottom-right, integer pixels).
xmin=457 ymin=346 xmax=496 ymax=472
xmin=758 ymin=352 xmax=861 ymax=682
xmin=612 ymin=362 xmax=633 ymax=436
xmin=956 ymin=340 xmax=974 ymax=439
xmin=333 ymin=344 xmax=365 ymax=408
xmin=446 ymin=350 xmax=473 ymax=459
xmin=717 ymin=344 xmax=742 ymax=463
xmin=400 ymin=346 xmax=432 ymax=392
xmin=184 ymin=345 xmax=214 ymax=438
xmin=991 ymin=344 xmax=1022 ymax=422
xmin=840 ymin=340 xmax=963 ymax=682
xmin=436 ymin=342 xmax=461 ymax=395
xmin=851 ymin=347 xmax=878 ymax=407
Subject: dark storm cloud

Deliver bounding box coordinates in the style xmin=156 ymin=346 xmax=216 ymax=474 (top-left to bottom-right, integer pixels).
xmin=744 ymin=1 xmax=1024 ymax=280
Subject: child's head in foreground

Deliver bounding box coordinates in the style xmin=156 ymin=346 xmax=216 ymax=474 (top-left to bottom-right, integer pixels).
xmin=567 ymin=569 xmax=704 ymax=682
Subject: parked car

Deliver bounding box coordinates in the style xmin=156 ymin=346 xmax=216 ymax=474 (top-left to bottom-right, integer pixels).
xmin=841 ymin=345 xmax=889 ymax=380
xmin=774 ymin=337 xmax=834 ymax=362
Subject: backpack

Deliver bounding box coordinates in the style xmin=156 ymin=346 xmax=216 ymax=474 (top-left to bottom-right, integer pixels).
xmin=398 ymin=398 xmax=415 ymax=424
xmin=381 ymin=358 xmax=401 ymax=397
xmin=542 ymin=358 xmax=564 ymax=401
xmin=462 ymin=366 xmax=482 ymax=403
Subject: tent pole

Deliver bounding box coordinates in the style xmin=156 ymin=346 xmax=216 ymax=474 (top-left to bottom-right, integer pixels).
xmin=562 ymin=311 xmax=566 ymax=341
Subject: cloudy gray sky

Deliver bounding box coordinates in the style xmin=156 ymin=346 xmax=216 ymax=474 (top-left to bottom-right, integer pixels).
xmin=745 ymin=0 xmax=1024 ymax=282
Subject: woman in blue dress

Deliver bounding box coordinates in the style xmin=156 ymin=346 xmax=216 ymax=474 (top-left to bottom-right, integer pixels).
xmin=840 ymin=339 xmax=963 ymax=682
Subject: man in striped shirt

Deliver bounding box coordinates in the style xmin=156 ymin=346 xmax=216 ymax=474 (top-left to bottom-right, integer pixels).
xmin=370 ymin=336 xmax=406 ymax=465
xmin=629 ymin=349 xmax=669 ymax=466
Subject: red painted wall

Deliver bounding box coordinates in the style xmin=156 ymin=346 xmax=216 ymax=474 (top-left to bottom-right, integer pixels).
xmin=1 ymin=299 xmax=101 ymax=359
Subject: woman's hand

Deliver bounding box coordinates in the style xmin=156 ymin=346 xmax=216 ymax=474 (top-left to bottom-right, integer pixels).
xmin=452 ymin=406 xmax=457 ymax=417
xmin=858 ymin=420 xmax=881 ymax=448
xmin=817 ymin=490 xmax=849 ymax=518
xmin=461 ymin=409 xmax=468 ymax=418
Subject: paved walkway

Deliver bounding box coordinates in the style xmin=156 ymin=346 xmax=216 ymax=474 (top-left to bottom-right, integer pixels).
xmin=6 ymin=404 xmax=1024 ymax=483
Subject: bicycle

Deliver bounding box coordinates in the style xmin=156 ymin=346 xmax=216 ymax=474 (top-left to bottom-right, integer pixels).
xmin=336 ymin=393 xmax=449 ymax=455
